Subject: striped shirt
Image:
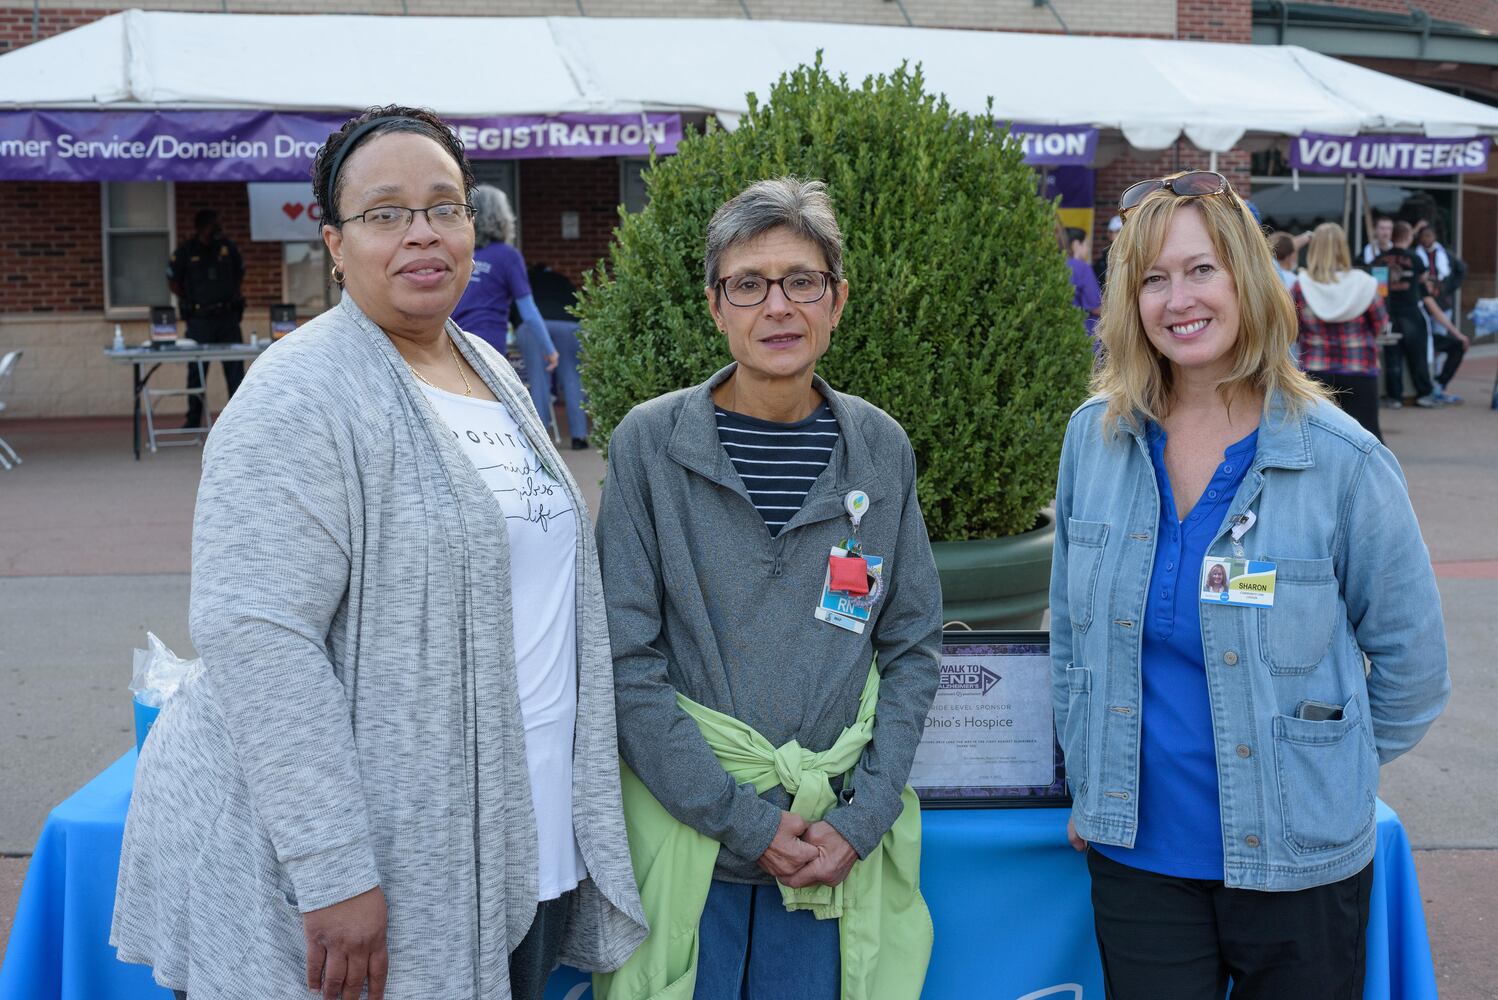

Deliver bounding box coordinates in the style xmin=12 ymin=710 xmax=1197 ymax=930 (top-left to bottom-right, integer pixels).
xmin=715 ymin=402 xmax=839 ymax=536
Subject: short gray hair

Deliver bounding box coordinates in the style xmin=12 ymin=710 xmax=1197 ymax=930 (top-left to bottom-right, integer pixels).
xmin=471 ymin=184 xmax=516 ymax=246
xmin=704 ymin=177 xmax=844 ymax=292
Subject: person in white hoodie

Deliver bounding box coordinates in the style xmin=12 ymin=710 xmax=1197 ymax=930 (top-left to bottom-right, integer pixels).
xmin=1292 ymin=223 xmax=1389 ymax=440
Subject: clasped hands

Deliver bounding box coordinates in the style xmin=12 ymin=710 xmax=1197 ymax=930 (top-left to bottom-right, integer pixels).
xmin=757 ymin=810 xmax=858 ymax=889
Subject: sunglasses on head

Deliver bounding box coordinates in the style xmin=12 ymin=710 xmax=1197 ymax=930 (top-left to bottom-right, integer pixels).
xmin=1118 ymin=170 xmax=1231 ymax=218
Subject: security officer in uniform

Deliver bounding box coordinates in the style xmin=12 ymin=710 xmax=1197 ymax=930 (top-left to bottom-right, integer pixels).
xmin=168 ymin=209 xmax=246 ymax=428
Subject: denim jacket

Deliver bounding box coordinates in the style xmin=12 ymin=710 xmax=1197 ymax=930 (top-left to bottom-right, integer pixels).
xmin=1050 ymin=393 xmax=1449 ymax=891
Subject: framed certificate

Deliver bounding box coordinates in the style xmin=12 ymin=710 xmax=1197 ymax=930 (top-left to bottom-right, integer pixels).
xmin=910 ymin=630 xmax=1070 ymax=808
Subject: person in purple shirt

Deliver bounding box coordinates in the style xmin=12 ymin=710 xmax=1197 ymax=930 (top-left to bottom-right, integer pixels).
xmin=1065 ymin=227 xmax=1102 ymax=340
xmin=451 ymin=185 xmax=559 ymax=429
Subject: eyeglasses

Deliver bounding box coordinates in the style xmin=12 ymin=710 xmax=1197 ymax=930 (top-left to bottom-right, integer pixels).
xmin=1118 ymin=171 xmax=1230 ymax=218
xmin=716 ymin=270 xmax=833 ymax=308
xmin=338 ymin=202 xmax=476 ymax=232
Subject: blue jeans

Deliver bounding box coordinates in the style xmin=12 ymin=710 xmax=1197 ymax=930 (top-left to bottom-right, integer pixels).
xmin=693 ymin=880 xmax=840 ymax=1000
xmin=516 ymin=319 xmax=588 ymax=439
xmin=548 ymin=320 xmax=589 ymax=440
xmin=515 ymin=320 xmax=555 ymax=431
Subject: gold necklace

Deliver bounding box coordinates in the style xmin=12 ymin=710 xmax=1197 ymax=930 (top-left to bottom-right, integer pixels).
xmin=408 ymin=337 xmax=472 ymax=397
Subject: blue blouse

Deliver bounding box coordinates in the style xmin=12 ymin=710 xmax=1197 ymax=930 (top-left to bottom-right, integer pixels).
xmin=1092 ymin=422 xmax=1259 ymax=880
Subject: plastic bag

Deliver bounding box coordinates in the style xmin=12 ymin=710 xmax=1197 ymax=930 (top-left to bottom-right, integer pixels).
xmin=1466 ymin=297 xmax=1498 ymax=336
xmin=130 ymin=631 xmax=204 ymax=708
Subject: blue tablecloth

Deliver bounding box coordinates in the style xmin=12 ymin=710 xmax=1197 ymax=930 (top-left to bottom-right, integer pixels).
xmin=2 ymin=751 xmax=1438 ymax=1000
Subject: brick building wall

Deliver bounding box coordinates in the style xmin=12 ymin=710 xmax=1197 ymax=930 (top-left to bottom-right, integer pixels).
xmin=517 ymin=158 xmax=622 ymax=285
xmin=0 ymin=181 xmax=285 ymax=315
xmin=0 ymin=181 xmax=103 ymax=311
xmin=0 ymin=6 xmax=102 ymax=52
xmin=1176 ymin=0 xmax=1251 ymax=41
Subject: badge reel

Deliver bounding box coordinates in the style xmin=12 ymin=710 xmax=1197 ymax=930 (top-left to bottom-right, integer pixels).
xmin=816 ymin=491 xmax=885 ymax=634
xmin=1200 ymin=509 xmax=1277 ymax=608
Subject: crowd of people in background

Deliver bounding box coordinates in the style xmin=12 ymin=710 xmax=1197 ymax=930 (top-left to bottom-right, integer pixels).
xmin=1080 ymin=202 xmax=1474 ymax=437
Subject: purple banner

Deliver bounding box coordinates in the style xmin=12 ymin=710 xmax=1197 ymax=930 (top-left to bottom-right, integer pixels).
xmin=0 ymin=110 xmax=681 ymax=182
xmin=450 ymin=114 xmax=679 ymax=159
xmin=1039 ymin=165 xmax=1095 ymax=208
xmin=1005 ymin=124 xmax=1097 ymax=167
xmin=1290 ymin=132 xmax=1490 ymax=177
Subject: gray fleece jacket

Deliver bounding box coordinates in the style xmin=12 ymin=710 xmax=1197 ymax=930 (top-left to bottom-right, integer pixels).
xmin=111 ymin=295 xmax=645 ymax=999
xmin=597 ymin=365 xmax=943 ymax=883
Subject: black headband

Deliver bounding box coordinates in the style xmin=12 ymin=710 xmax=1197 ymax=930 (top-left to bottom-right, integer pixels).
xmin=324 ymin=116 xmax=408 ymax=225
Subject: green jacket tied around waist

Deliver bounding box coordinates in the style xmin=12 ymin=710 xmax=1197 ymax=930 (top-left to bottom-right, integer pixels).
xmin=594 ymin=663 xmax=932 ymax=1000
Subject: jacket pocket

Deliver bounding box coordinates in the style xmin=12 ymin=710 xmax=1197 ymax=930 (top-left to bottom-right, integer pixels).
xmin=1065 ymin=519 xmax=1109 ymax=633
xmin=1062 ymin=664 xmax=1092 ymax=800
xmin=1273 ymin=696 xmax=1376 ymax=855
xmin=1257 ymin=556 xmax=1340 ymax=675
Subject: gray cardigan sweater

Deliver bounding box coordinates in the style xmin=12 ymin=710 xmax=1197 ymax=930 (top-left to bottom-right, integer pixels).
xmin=597 ymin=365 xmax=943 ymax=883
xmin=111 ymin=295 xmax=645 ymax=999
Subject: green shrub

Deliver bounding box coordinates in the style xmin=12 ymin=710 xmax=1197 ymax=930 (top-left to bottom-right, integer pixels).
xmin=576 ymin=58 xmax=1093 ymax=540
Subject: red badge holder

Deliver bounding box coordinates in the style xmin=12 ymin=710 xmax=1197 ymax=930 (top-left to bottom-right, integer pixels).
xmin=828 ymin=554 xmax=871 ymax=596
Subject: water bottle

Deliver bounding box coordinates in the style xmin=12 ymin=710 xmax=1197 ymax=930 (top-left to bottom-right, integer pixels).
xmin=112 ymin=323 xmax=125 ymax=351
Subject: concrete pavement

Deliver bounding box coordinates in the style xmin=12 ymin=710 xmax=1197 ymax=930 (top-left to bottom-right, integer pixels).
xmin=0 ymin=352 xmax=1494 ymax=993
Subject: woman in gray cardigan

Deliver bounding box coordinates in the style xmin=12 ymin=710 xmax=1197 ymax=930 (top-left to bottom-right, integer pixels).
xmin=111 ymin=106 xmax=645 ymax=1000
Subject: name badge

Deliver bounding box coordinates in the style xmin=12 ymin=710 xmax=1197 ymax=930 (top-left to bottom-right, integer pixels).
xmin=815 ymin=546 xmax=885 ymax=634
xmin=1200 ymin=556 xmax=1276 ymax=607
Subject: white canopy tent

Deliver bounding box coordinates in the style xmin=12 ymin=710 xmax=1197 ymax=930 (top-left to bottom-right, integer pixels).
xmin=4 ymin=10 xmax=1498 ymax=156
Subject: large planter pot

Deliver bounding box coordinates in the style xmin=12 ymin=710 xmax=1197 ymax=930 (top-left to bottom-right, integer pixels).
xmin=931 ymin=508 xmax=1055 ymax=631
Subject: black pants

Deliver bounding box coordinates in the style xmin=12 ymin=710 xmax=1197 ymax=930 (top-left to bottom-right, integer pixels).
xmin=1383 ymin=309 xmax=1433 ymax=400
xmin=1087 ymin=849 xmax=1372 ymax=1000
xmin=1310 ymin=372 xmax=1381 ymax=442
xmin=184 ymin=313 xmax=244 ymax=426
xmin=1432 ymin=331 xmax=1466 ymax=388
xmin=173 ymin=892 xmax=571 ymax=1000
xmin=508 ymin=892 xmax=572 ymax=1000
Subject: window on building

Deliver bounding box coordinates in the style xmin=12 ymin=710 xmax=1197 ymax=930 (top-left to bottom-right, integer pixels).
xmin=471 ymin=161 xmax=521 ymax=244
xmin=102 ymin=182 xmax=173 ymax=313
xmin=621 ymin=159 xmax=650 ymax=214
xmin=283 ymin=241 xmax=338 ymax=318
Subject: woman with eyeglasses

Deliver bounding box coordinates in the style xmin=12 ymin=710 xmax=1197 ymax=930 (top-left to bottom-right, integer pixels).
xmin=452 ymin=186 xmax=564 ymax=436
xmin=594 ymin=177 xmax=942 ymax=1000
xmin=1049 ymin=171 xmax=1449 ymax=998
xmin=112 ymin=105 xmax=646 ymax=1000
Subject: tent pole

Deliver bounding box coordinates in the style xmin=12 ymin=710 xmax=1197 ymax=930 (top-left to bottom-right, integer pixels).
xmin=1455 ymin=176 xmax=1465 ymax=328
xmin=1360 ymin=174 xmax=1374 ymax=253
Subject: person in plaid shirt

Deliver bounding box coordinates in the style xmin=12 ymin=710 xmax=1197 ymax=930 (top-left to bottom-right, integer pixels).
xmin=1292 ymin=223 xmax=1389 ymax=441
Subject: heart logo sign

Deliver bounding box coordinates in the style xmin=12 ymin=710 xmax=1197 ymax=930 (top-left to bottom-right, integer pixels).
xmin=282 ymin=202 xmax=305 ymax=220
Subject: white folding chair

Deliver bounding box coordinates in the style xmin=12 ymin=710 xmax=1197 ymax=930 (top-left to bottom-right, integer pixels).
xmin=0 ymin=350 xmax=22 ymax=470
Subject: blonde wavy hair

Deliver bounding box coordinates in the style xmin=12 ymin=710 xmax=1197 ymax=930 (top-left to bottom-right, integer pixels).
xmin=1305 ymin=222 xmax=1353 ymax=283
xmin=1092 ymin=174 xmax=1327 ymax=437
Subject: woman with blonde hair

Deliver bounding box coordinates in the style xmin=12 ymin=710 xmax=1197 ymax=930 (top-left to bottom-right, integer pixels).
xmin=1050 ymin=171 xmax=1448 ymax=998
xmin=1294 ymin=221 xmax=1389 ymax=439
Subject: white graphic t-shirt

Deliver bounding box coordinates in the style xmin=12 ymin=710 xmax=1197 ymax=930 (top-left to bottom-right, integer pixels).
xmin=421 ymin=383 xmax=586 ymax=900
